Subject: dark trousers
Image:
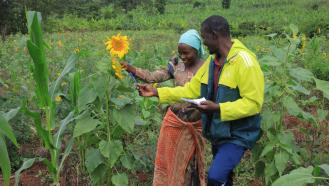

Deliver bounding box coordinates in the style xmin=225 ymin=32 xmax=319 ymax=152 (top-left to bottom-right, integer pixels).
xmin=207 ymin=143 xmax=245 ymax=186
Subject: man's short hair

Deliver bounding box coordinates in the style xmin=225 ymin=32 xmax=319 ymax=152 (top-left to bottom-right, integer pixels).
xmin=201 ymin=15 xmax=230 ymax=38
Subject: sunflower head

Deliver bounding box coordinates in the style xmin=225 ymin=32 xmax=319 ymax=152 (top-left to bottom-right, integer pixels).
xmin=105 ymin=34 xmax=129 ymax=59
xmin=55 ymin=95 xmax=62 ymax=103
xmin=300 ymin=34 xmax=307 ymax=52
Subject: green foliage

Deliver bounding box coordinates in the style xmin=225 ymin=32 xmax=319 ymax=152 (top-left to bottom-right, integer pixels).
xmin=0 ymin=111 xmax=19 ymax=186
xmin=39 ymin=0 xmax=329 ymax=37
xmin=111 ymin=173 xmax=128 ymax=186
xmin=14 ymin=158 xmax=37 ymax=186
xmin=271 ymin=164 xmax=329 ymax=186
xmin=253 ymin=26 xmax=329 ymax=185
xmin=303 ymin=37 xmax=329 ymax=81
xmin=271 ymin=166 xmax=315 ymax=186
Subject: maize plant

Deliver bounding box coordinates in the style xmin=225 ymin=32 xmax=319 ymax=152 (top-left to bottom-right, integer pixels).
xmin=16 ymin=11 xmax=77 ymax=185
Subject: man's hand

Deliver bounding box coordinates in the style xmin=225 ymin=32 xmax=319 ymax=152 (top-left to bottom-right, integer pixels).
xmin=197 ymin=100 xmax=220 ymax=113
xmin=137 ymin=84 xmax=158 ymax=97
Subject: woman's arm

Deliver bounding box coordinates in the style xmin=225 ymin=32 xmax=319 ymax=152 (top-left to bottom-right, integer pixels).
xmin=121 ymin=62 xmax=173 ymax=83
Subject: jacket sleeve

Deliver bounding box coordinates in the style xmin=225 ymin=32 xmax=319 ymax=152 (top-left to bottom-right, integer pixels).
xmin=157 ymin=77 xmax=201 ymax=103
xmin=157 ymin=57 xmax=211 ymax=104
xmin=219 ymin=55 xmax=264 ymax=121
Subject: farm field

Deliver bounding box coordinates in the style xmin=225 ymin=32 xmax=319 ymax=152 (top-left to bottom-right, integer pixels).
xmin=0 ymin=0 xmax=329 ymax=185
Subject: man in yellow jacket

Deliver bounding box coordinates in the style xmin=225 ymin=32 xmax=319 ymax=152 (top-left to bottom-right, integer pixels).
xmin=138 ymin=15 xmax=264 ymax=186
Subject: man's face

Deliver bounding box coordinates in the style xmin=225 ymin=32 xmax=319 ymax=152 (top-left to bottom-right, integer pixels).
xmin=201 ymin=27 xmax=218 ymax=55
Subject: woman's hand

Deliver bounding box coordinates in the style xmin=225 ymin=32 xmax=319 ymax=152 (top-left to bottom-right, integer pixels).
xmin=120 ymin=62 xmax=136 ymax=74
xmin=197 ymin=100 xmax=220 ymax=113
xmin=136 ymin=84 xmax=158 ymax=97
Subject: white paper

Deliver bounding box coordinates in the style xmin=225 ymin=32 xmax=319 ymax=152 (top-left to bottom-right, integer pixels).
xmin=181 ymin=97 xmax=206 ymax=105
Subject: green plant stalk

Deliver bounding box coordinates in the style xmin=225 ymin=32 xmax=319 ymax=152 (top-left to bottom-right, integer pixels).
xmin=313 ymin=176 xmax=329 ymax=180
xmin=106 ymin=89 xmax=111 ymax=142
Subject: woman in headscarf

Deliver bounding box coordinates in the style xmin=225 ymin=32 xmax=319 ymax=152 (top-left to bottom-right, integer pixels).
xmin=121 ymin=29 xmax=206 ymax=186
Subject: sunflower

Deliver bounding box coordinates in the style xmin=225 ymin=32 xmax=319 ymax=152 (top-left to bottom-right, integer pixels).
xmin=55 ymin=95 xmax=62 ymax=103
xmin=105 ymin=34 xmax=129 ymax=59
xmin=57 ymin=40 xmax=63 ymax=48
xmin=74 ymin=47 xmax=80 ymax=53
xmin=300 ymin=34 xmax=307 ymax=52
xmin=111 ymin=57 xmax=124 ymax=79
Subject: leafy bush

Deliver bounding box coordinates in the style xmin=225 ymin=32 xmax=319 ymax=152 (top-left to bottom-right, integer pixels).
xmin=303 ymin=37 xmax=329 ymax=81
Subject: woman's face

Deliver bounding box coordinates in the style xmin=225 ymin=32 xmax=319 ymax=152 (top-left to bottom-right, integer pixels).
xmin=177 ymin=43 xmax=198 ymax=66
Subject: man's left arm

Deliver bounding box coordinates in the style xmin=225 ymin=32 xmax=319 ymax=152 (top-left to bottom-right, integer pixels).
xmin=219 ymin=57 xmax=264 ymax=121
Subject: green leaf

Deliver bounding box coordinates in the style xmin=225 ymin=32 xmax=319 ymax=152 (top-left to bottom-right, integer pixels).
xmin=49 ymin=54 xmax=77 ymax=100
xmin=0 ymin=114 xmax=18 ymax=146
xmin=91 ymin=164 xmax=107 ymax=186
xmin=319 ymin=164 xmax=329 ymax=176
xmin=314 ymin=78 xmax=329 ymax=100
xmin=274 ymin=150 xmax=289 ymax=176
xmin=289 ymin=84 xmax=310 ymax=95
xmin=3 ymin=107 xmax=20 ymax=121
xmin=283 ymin=97 xmax=302 ymax=117
xmin=271 ymin=47 xmax=286 ymax=62
xmin=113 ymin=104 xmax=136 ymax=133
xmin=26 ymin=11 xmax=42 ymax=33
xmin=14 ymin=158 xmax=36 ymax=186
xmin=92 ymin=75 xmax=107 ymax=99
xmin=111 ymin=96 xmax=133 ymax=109
xmin=54 ymin=111 xmax=74 ymax=149
xmin=291 ymin=153 xmax=301 ymax=165
xmin=271 ymin=166 xmax=315 ymax=186
xmin=108 ymin=140 xmax=123 ymax=167
xmin=255 ymin=161 xmax=265 ymax=177
xmin=289 ymin=67 xmax=314 ymax=82
xmin=69 ymin=71 xmax=80 ymax=109
xmin=78 ymin=85 xmax=97 ymax=111
xmin=261 ymin=110 xmax=280 ymax=130
xmin=58 ymin=138 xmax=74 ymax=172
xmin=120 ymin=155 xmax=133 ymax=170
xmin=265 ymin=162 xmax=277 ymax=184
xmin=73 ymin=116 xmax=101 ymax=137
xmin=260 ymin=55 xmax=280 ymax=66
xmin=0 ymin=136 xmax=10 ymax=186
xmin=317 ymin=109 xmax=328 ymax=122
xmin=266 ymin=33 xmax=278 ymax=39
xmin=301 ymin=112 xmax=316 ymax=123
xmin=142 ymin=109 xmax=151 ymax=118
xmin=277 ymin=132 xmax=294 ymax=151
xmin=111 ymin=173 xmax=128 ymax=186
xmin=99 ymin=140 xmax=111 ymax=158
xmin=26 ymin=11 xmax=50 ymax=108
xmin=261 ymin=143 xmax=275 ymax=157
xmin=85 ymin=148 xmax=104 ymax=174
xmin=21 ymin=103 xmax=53 ymax=149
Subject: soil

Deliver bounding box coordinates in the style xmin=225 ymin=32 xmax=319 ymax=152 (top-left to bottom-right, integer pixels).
xmin=0 ymin=143 xmax=89 ymax=186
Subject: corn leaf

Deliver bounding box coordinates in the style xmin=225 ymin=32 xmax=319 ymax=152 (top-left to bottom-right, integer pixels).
xmin=54 ymin=111 xmax=75 ymax=149
xmin=26 ymin=11 xmax=50 ymax=108
xmin=14 ymin=158 xmax=37 ymax=186
xmin=0 ymin=114 xmax=18 ymax=146
xmin=49 ymin=54 xmax=77 ymax=101
xmin=0 ymin=136 xmax=11 ymax=186
xmin=21 ymin=102 xmax=53 ymax=149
